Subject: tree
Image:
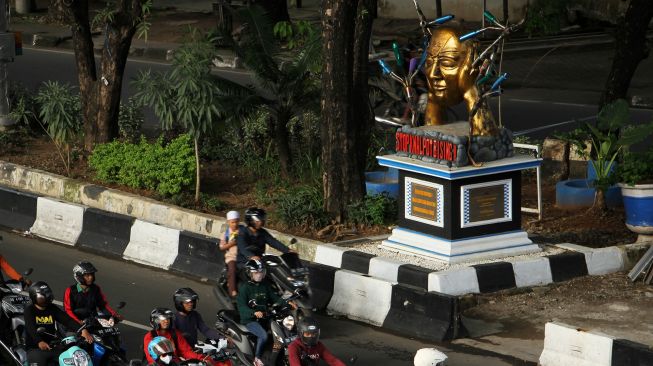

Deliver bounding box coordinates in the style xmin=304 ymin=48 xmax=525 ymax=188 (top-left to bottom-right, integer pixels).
xmin=255 ymin=0 xmax=290 ymax=24
xmin=321 ymin=0 xmax=377 ymax=221
xmin=132 ymin=30 xmax=245 ymax=202
xmin=599 ymin=0 xmax=653 ymax=109
xmin=228 ymin=6 xmax=322 ymax=179
xmin=62 ymin=0 xmax=150 ymax=150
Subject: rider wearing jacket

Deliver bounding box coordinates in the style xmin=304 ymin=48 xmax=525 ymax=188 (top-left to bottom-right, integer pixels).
xmin=143 ymin=308 xmax=230 ymax=366
xmin=25 ymin=281 xmax=93 ymax=366
xmin=0 ymin=249 xmax=32 ymax=354
xmin=288 ymin=318 xmax=345 ymax=366
xmin=236 ymin=208 xmax=291 ymax=269
xmin=172 ymin=287 xmax=223 ymax=346
xmin=64 ymin=261 xmax=121 ymax=323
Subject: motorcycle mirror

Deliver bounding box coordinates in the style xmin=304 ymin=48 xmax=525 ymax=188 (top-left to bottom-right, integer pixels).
xmin=23 ymin=268 xmax=33 ymax=276
xmin=349 ymin=355 xmax=358 ymax=364
xmin=247 ymin=299 xmax=258 ymax=308
xmin=116 ymin=301 xmax=126 ymax=309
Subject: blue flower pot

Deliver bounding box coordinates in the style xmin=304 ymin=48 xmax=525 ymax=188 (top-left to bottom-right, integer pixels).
xmin=555 ymin=179 xmax=623 ymax=209
xmin=365 ymin=168 xmax=399 ymax=198
xmin=619 ymin=183 xmax=653 ymax=238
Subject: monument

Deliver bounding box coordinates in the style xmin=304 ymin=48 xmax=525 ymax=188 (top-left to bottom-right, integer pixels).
xmin=376 ymin=5 xmax=540 ymax=263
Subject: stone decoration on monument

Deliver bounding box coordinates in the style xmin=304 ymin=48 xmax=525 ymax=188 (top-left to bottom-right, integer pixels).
xmin=375 ymin=1 xmax=541 ymax=263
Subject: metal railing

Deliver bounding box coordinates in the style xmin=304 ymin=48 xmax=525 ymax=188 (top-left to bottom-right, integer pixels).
xmin=513 ymin=142 xmax=542 ymax=221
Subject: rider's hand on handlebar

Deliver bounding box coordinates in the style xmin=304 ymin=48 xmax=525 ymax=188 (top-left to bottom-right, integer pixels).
xmin=254 ymin=311 xmax=264 ymax=319
xmin=38 ymin=341 xmax=51 ymax=351
xmin=21 ymin=277 xmax=32 ymax=286
xmin=288 ymin=301 xmax=298 ymax=310
xmin=113 ymin=313 xmax=124 ymax=322
xmin=81 ymin=329 xmax=94 ymax=344
xmin=250 ymin=256 xmax=261 ymax=261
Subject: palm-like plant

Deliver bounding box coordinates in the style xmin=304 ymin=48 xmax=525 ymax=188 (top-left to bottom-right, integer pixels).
xmin=228 ymin=5 xmax=322 ymax=178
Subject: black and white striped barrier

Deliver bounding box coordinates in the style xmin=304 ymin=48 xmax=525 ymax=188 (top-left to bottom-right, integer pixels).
xmin=539 ymin=322 xmax=653 ymax=366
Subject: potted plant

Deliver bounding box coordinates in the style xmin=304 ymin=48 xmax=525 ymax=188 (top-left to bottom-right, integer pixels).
xmin=617 ymin=149 xmax=653 ymax=242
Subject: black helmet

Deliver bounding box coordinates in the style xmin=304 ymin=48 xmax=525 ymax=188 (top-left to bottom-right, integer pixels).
xmin=29 ymin=281 xmax=54 ymax=307
xmin=173 ymin=288 xmax=199 ymax=312
xmin=298 ymin=317 xmax=320 ymax=347
xmin=73 ymin=261 xmax=97 ymax=285
xmin=150 ymin=308 xmax=175 ymax=330
xmin=245 ymin=207 xmax=267 ymax=227
xmin=245 ymin=259 xmax=266 ymax=282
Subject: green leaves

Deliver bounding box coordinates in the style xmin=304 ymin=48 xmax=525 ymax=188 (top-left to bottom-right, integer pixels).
xmin=35 ymin=81 xmax=81 ymax=145
xmin=89 ymin=135 xmax=195 ymax=196
xmin=346 ymin=194 xmax=398 ymax=226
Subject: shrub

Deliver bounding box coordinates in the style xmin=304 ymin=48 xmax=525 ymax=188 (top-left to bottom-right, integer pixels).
xmin=347 ymin=193 xmax=397 ymax=226
xmin=274 ymin=184 xmax=331 ymax=229
xmin=118 ymin=98 xmax=144 ymax=142
xmin=617 ymin=150 xmax=653 ymax=186
xmin=89 ymin=134 xmax=195 ymax=196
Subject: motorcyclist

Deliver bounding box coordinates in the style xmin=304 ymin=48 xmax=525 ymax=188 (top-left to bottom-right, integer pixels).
xmin=143 ymin=307 xmax=230 ymax=366
xmin=237 ymin=259 xmax=296 ymax=366
xmin=24 ymin=281 xmax=93 ymax=366
xmin=0 ymin=248 xmax=32 ymax=356
xmin=219 ymin=210 xmax=241 ymax=298
xmin=64 ymin=261 xmax=122 ymax=323
xmin=146 ymin=336 xmax=181 ymax=366
xmin=173 ymin=287 xmax=225 ymax=346
xmin=288 ymin=317 xmax=345 ymax=366
xmin=236 ymin=208 xmax=292 ymax=271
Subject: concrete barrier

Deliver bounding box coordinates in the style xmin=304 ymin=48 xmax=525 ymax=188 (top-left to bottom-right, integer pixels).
xmin=170 ymin=231 xmax=223 ymax=280
xmin=539 ymin=322 xmax=613 ymax=366
xmin=611 ymin=338 xmax=653 ymax=366
xmin=340 ymin=250 xmax=375 ymax=274
xmin=314 ymin=244 xmax=349 ymax=268
xmin=30 ymin=197 xmax=85 ymax=246
xmin=396 ymin=264 xmax=431 ymax=290
xmin=428 ymin=267 xmax=480 ymax=295
xmin=123 ymin=220 xmax=180 ymax=269
xmin=327 ymin=270 xmax=393 ymax=326
xmin=305 ymin=262 xmax=338 ymax=310
xmin=0 ymin=187 xmax=38 ymax=231
xmin=510 ymin=257 xmax=553 ymax=287
xmin=584 ymin=247 xmax=625 ymax=275
xmin=383 ymin=285 xmax=462 ymax=341
xmin=473 ymin=262 xmax=516 ymax=293
xmin=548 ymin=252 xmax=589 ymax=282
xmin=77 ymin=208 xmax=134 ymax=257
xmin=368 ymin=256 xmax=404 ymax=283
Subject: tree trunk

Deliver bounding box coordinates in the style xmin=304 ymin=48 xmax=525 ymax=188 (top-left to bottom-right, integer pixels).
xmin=48 ymin=0 xmax=68 ymax=23
xmin=599 ymin=0 xmax=653 ymax=110
xmin=321 ymin=0 xmax=356 ymax=221
xmin=274 ymin=111 xmax=293 ymax=179
xmin=64 ymin=0 xmax=142 ymax=150
xmin=255 ymin=0 xmax=290 ymax=23
xmin=593 ymin=189 xmax=608 ymax=212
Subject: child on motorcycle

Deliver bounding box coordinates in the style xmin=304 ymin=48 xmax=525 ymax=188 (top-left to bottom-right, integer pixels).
xmin=24 ymin=281 xmax=93 ymax=366
xmin=173 ymin=287 xmax=226 ymax=346
xmin=288 ymin=317 xmax=345 ymax=366
xmin=219 ymin=211 xmax=241 ymax=298
xmin=237 ymin=259 xmax=296 ymax=366
xmin=144 ymin=308 xmax=231 ymax=366
xmin=64 ymin=261 xmax=122 ymax=323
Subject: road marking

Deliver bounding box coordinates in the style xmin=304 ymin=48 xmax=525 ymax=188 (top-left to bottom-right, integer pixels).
xmin=50 ymin=299 xmax=151 ymax=331
xmin=553 ymin=102 xmax=593 ymax=107
xmin=506 ymin=98 xmax=544 ymax=104
xmin=514 ymin=115 xmax=596 ymax=136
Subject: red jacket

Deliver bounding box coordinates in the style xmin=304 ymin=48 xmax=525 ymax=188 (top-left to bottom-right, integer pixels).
xmin=0 ymin=255 xmax=22 ymax=282
xmin=143 ymin=329 xmax=231 ymax=366
xmin=64 ymin=284 xmax=118 ymax=323
xmin=288 ymin=339 xmax=345 ymax=366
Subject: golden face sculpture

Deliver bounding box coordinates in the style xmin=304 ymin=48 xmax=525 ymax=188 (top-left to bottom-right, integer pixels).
xmin=423 ymin=26 xmax=498 ymax=136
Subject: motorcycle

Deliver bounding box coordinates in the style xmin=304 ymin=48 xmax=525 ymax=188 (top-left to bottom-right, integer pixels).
xmin=0 ymin=268 xmax=33 ymax=366
xmin=72 ymin=303 xmax=128 ymax=366
xmin=35 ymin=327 xmax=94 ymax=366
xmin=194 ymin=338 xmax=234 ymax=364
xmin=215 ymin=295 xmax=300 ymax=366
xmin=213 ymin=241 xmax=313 ymax=320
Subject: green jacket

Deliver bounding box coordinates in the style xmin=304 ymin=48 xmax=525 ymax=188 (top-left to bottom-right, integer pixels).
xmin=237 ymin=280 xmax=282 ymax=324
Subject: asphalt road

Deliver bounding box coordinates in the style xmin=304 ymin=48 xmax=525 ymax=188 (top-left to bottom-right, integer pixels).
xmin=11 ymin=47 xmax=653 ymax=140
xmin=0 ymin=230 xmax=531 ymax=366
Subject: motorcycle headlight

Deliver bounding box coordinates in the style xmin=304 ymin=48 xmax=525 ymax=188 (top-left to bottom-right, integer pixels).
xmin=282 ymin=315 xmax=295 ymax=331
xmin=286 ymin=277 xmax=306 ymax=288
xmin=72 ymin=349 xmax=91 ymax=366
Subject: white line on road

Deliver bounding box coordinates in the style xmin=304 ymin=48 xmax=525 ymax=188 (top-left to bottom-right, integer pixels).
xmin=514 ymin=115 xmax=596 ymax=136
xmin=552 ymin=101 xmax=594 ymax=107
xmin=506 ymin=98 xmax=544 ymax=103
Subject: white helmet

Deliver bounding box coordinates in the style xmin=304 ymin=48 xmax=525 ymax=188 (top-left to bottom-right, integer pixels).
xmin=414 ymin=348 xmax=448 ymax=366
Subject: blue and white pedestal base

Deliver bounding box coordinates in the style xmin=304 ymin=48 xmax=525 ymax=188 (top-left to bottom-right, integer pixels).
xmin=377 ymin=153 xmax=542 ymax=264
xmin=381 ymin=228 xmax=539 ymax=263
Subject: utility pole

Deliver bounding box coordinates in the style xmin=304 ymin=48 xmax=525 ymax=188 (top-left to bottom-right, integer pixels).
xmin=0 ymin=0 xmax=15 ymax=128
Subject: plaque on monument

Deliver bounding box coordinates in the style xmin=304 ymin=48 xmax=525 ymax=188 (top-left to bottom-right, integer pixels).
xmin=461 ymin=180 xmax=512 ymax=228
xmin=405 ymin=177 xmax=444 ymax=227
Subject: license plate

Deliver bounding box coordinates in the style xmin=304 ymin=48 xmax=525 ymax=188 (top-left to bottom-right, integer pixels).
xmin=96 ymin=327 xmax=120 ymax=336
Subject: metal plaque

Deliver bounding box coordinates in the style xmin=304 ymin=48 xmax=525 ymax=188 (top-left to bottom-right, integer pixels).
xmin=468 ymin=185 xmax=505 ymax=222
xmin=410 ymin=183 xmax=437 ymax=221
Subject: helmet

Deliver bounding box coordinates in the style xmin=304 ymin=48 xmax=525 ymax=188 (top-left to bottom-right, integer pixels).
xmin=414 ymin=348 xmax=448 ymax=366
xmin=244 ymin=207 xmax=266 ymax=227
xmin=29 ymin=281 xmax=54 ymax=307
xmin=173 ymin=288 xmax=199 ymax=312
xmin=147 ymin=336 xmax=176 ymax=364
xmin=298 ymin=317 xmax=320 ymax=347
xmin=73 ymin=261 xmax=97 ymax=285
xmin=245 ymin=259 xmax=266 ymax=283
xmin=150 ymin=308 xmax=175 ymax=330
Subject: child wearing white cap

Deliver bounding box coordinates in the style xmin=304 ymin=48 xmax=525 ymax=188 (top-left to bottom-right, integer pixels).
xmin=219 ymin=210 xmax=241 ymax=297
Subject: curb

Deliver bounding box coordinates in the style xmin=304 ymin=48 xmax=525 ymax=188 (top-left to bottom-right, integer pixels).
xmin=539 ymin=322 xmax=653 ymax=366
